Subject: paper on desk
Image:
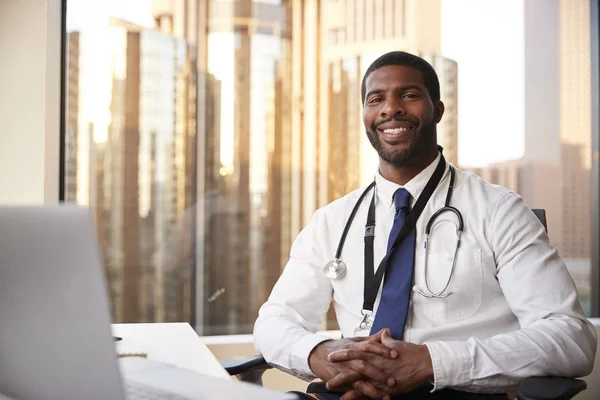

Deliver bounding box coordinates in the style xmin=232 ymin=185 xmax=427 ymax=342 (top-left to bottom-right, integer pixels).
xmin=111 ymin=323 xmax=232 ymax=380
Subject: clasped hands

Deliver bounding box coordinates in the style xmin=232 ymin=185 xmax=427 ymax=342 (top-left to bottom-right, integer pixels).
xmin=307 ymin=329 xmax=434 ymax=400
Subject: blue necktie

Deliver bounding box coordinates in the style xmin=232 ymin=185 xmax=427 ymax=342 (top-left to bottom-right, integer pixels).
xmin=370 ymin=188 xmax=415 ymax=339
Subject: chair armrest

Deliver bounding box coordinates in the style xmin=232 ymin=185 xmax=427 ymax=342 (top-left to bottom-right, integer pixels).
xmin=219 ymin=355 xmax=272 ymax=385
xmin=517 ymin=377 xmax=587 ymax=400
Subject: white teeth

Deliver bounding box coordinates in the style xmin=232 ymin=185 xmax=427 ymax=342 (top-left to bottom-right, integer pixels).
xmin=383 ymin=127 xmax=410 ymax=134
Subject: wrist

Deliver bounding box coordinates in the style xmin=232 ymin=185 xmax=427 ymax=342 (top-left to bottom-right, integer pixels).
xmin=420 ymin=344 xmax=434 ymax=382
xmin=308 ymin=339 xmax=331 ymax=374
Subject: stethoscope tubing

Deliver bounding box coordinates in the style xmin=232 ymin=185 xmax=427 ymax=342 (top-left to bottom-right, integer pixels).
xmin=327 ymin=164 xmax=465 ymax=299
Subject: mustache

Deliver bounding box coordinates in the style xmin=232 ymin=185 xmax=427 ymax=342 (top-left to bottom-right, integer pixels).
xmin=373 ymin=116 xmax=419 ymax=130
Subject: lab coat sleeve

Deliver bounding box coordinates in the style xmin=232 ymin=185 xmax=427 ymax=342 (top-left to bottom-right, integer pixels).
xmin=253 ymin=208 xmax=335 ymax=380
xmin=425 ymin=191 xmax=597 ymax=392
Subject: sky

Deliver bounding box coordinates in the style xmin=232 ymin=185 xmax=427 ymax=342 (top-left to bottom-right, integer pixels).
xmin=440 ymin=0 xmax=525 ymax=167
xmin=67 ymin=0 xmax=527 ymax=168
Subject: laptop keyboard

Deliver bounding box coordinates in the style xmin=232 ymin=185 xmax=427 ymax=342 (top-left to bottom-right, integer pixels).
xmin=124 ymin=380 xmax=193 ymax=400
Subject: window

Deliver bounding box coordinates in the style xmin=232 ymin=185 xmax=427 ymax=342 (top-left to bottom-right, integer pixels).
xmin=63 ymin=0 xmax=598 ymax=335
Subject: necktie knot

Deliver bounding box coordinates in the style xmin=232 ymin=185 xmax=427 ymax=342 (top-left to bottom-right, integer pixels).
xmin=393 ymin=188 xmax=411 ymax=212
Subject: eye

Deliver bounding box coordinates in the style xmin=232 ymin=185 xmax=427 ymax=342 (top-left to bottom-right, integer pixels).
xmin=402 ymin=93 xmax=419 ymax=100
xmin=367 ymin=97 xmax=383 ymax=105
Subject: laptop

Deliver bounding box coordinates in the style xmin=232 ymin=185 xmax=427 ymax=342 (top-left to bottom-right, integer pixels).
xmin=0 ymin=205 xmax=296 ymax=400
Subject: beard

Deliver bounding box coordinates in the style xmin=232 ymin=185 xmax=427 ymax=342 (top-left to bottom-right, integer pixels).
xmin=366 ymin=120 xmax=436 ymax=166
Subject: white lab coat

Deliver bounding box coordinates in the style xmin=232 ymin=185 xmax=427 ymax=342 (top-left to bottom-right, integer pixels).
xmin=254 ymin=152 xmax=596 ymax=393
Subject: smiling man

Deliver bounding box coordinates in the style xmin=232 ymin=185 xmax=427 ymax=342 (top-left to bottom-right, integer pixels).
xmin=254 ymin=51 xmax=596 ymax=400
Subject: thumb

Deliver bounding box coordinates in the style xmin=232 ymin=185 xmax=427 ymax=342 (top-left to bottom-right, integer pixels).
xmin=381 ymin=328 xmax=394 ymax=345
xmin=371 ymin=328 xmax=388 ymax=342
xmin=380 ymin=329 xmax=399 ymax=358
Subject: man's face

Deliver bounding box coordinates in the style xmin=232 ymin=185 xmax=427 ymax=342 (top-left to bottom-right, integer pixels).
xmin=362 ymin=65 xmax=444 ymax=166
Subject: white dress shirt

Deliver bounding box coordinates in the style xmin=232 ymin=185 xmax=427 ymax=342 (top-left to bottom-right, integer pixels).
xmin=253 ymin=152 xmax=597 ymax=393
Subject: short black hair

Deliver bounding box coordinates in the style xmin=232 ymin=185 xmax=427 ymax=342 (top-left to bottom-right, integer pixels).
xmin=361 ymin=51 xmax=441 ymax=104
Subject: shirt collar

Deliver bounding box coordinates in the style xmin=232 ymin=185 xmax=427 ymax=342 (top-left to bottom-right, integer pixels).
xmin=374 ymin=151 xmax=445 ymax=208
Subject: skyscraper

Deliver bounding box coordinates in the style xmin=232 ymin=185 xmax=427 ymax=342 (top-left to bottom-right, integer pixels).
xmin=521 ymin=0 xmax=562 ymax=248
xmin=426 ymin=55 xmax=459 ymax=166
xmin=66 ymin=18 xmax=196 ymax=323
xmin=558 ymin=0 xmax=592 ymax=259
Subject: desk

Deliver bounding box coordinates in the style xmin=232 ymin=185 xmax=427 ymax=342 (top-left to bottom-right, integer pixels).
xmin=111 ymin=323 xmax=231 ymax=380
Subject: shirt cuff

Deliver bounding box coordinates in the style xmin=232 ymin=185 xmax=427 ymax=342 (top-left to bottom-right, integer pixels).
xmin=290 ymin=333 xmax=334 ymax=379
xmin=424 ymin=341 xmax=473 ymax=391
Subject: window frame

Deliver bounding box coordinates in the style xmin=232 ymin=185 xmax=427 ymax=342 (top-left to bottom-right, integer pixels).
xmin=590 ymin=0 xmax=599 ymax=317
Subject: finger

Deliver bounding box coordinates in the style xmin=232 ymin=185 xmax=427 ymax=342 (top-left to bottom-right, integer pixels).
xmin=380 ymin=332 xmax=400 ymax=357
xmin=380 ymin=329 xmax=396 ymax=346
xmin=329 ymin=348 xmax=392 ymax=364
xmin=350 ymin=341 xmax=395 ymax=358
xmin=326 ymin=369 xmax=362 ymax=390
xmin=352 ymin=335 xmax=374 ymax=343
xmin=369 ymin=330 xmax=398 ymax=359
xmin=370 ymin=328 xmax=388 ymax=342
xmin=352 ymin=380 xmax=391 ymax=400
xmin=329 ymin=349 xmax=366 ymax=363
xmin=347 ymin=359 xmax=394 ymax=385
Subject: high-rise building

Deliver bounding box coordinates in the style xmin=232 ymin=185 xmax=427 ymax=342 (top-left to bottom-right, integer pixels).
xmin=558 ymin=0 xmax=592 ymax=259
xmin=521 ymin=0 xmax=563 ymax=249
xmin=427 ymin=56 xmax=459 ymax=166
xmin=561 ymin=143 xmax=590 ymax=257
xmin=66 ymin=19 xmax=196 ymax=323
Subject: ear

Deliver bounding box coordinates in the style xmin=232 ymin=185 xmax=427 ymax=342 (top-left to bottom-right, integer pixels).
xmin=433 ymin=100 xmax=445 ymax=123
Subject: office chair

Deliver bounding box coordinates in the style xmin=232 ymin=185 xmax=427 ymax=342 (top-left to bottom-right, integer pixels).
xmin=220 ymin=208 xmax=588 ymax=400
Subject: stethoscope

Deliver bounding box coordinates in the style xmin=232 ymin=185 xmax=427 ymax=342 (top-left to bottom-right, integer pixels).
xmin=323 ymin=155 xmax=464 ymax=304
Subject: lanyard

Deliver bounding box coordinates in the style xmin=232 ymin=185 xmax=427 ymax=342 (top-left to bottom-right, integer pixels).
xmin=362 ymin=154 xmax=447 ymax=314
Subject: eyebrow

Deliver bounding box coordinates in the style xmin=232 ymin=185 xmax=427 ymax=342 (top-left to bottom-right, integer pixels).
xmin=365 ymin=84 xmax=425 ymax=100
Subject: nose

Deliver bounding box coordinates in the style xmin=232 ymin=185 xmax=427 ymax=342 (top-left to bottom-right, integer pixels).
xmin=380 ymin=97 xmax=406 ymax=118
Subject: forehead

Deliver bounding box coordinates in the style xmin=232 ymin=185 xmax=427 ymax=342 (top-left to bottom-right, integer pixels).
xmin=365 ymin=64 xmax=426 ymax=91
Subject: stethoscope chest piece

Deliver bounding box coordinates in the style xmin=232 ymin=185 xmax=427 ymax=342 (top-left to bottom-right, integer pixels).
xmin=324 ymin=259 xmax=347 ymax=280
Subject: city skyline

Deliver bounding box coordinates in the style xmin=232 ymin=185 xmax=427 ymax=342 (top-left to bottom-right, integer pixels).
xmin=64 ymin=0 xmax=594 ymax=331
xmin=68 ymin=0 xmax=526 ymax=168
